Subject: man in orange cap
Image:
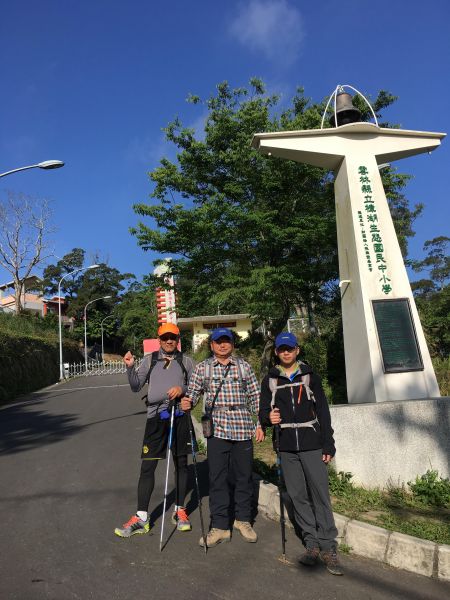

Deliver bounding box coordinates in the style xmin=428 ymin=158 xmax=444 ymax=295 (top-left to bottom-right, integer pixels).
xmin=114 ymin=323 xmax=195 ymax=538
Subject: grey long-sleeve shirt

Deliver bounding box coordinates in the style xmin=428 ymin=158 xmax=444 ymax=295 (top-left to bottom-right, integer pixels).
xmin=127 ymin=351 xmax=195 ymax=419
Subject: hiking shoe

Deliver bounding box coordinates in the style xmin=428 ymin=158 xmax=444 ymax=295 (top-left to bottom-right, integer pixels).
xmin=171 ymin=507 xmax=192 ymax=532
xmin=198 ymin=528 xmax=230 ymax=548
xmin=114 ymin=514 xmax=150 ymax=538
xmin=299 ymin=546 xmax=320 ymax=566
xmin=233 ymin=520 xmax=258 ymax=543
xmin=320 ymin=550 xmax=344 ymax=576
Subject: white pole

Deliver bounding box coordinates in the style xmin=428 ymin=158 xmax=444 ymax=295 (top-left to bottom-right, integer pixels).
xmin=84 ymin=304 xmax=88 ymax=373
xmin=84 ymin=296 xmax=112 ymax=373
xmin=101 ymin=314 xmax=114 ymax=362
xmin=58 ymin=278 xmax=64 ymax=380
xmin=58 ymin=264 xmax=100 ymax=380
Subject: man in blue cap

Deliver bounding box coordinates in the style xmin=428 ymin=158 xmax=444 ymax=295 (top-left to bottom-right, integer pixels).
xmin=259 ymin=332 xmax=343 ymax=575
xmin=181 ymin=328 xmax=264 ymax=548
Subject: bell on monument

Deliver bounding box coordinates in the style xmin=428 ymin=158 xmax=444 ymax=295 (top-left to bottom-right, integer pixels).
xmin=329 ymin=89 xmax=362 ymax=127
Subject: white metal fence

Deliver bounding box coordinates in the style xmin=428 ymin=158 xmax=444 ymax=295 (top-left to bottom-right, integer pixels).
xmin=64 ymin=358 xmax=143 ymax=379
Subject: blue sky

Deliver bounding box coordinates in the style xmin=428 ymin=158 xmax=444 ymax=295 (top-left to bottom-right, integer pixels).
xmin=1 ymin=0 xmax=449 ymax=287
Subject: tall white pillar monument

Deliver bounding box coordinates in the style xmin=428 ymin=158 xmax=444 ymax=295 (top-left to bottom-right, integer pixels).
xmin=252 ymin=87 xmax=445 ymax=405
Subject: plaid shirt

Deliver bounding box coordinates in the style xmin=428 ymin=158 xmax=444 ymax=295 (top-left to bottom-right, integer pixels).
xmin=187 ymin=356 xmax=260 ymax=441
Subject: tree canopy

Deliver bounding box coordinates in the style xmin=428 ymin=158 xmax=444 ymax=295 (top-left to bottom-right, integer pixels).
xmin=131 ymin=79 xmax=419 ymax=342
xmin=42 ymin=249 xmax=135 ymax=348
xmin=411 ymin=236 xmax=450 ymax=357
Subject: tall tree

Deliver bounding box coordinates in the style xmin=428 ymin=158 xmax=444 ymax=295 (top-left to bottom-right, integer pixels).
xmin=0 ymin=191 xmax=53 ymax=312
xmin=43 ymin=250 xmax=135 ymax=346
xmin=115 ymin=281 xmax=159 ymax=353
xmin=131 ymin=80 xmax=421 ymax=362
xmin=42 ymin=247 xmax=86 ymax=298
xmin=411 ymin=236 xmax=450 ymax=357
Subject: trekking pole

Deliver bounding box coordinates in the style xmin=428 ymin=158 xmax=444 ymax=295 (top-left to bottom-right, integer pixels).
xmin=160 ymin=402 xmax=175 ymax=552
xmin=275 ymin=424 xmax=293 ymax=565
xmin=187 ymin=411 xmax=208 ymax=554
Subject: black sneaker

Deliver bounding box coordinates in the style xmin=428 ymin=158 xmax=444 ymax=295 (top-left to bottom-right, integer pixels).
xmin=320 ymin=550 xmax=344 ymax=576
xmin=299 ymin=547 xmax=320 ymax=566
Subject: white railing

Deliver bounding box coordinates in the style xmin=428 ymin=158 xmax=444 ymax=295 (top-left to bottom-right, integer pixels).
xmin=64 ymin=358 xmax=143 ymax=378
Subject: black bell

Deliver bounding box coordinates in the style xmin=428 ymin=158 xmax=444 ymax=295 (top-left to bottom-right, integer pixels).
xmin=329 ymin=90 xmax=362 ymax=127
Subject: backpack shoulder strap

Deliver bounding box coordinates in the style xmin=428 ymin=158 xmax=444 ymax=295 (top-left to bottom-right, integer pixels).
xmin=203 ymin=356 xmax=214 ymax=392
xmin=298 ymin=363 xmax=315 ymax=403
xmin=268 ymin=376 xmax=278 ymax=410
xmin=144 ymin=351 xmax=160 ymax=385
xmin=175 ymin=352 xmax=189 ymax=386
xmin=235 ymin=357 xmax=248 ymax=393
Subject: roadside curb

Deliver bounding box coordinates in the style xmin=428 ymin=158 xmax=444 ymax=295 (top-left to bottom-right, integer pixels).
xmin=191 ymin=417 xmax=450 ymax=582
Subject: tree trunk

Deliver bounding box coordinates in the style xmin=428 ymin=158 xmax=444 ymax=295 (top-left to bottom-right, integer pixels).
xmin=14 ymin=279 xmax=24 ymax=313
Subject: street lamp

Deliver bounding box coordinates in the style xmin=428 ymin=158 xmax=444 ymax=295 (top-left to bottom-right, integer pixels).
xmin=84 ymin=296 xmax=112 ymax=372
xmin=0 ymin=160 xmax=65 ymax=178
xmin=58 ymin=264 xmax=99 ymax=380
xmin=101 ymin=314 xmax=115 ymax=362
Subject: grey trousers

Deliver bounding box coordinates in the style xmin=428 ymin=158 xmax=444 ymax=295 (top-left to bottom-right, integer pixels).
xmin=280 ymin=449 xmax=338 ymax=551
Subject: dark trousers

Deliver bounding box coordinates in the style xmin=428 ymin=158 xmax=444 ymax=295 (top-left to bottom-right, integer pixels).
xmin=137 ymin=454 xmax=188 ymax=512
xmin=280 ymin=449 xmax=338 ymax=551
xmin=207 ymin=436 xmax=253 ymax=530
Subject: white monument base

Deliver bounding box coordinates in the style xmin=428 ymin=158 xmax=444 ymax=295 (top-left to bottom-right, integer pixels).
xmin=330 ymin=397 xmax=450 ymax=488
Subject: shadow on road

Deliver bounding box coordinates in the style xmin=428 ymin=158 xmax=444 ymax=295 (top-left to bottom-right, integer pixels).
xmin=0 ymin=401 xmax=81 ymax=456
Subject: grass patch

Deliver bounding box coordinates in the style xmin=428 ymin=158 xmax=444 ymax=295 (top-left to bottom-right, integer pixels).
xmin=253 ymin=453 xmax=450 ymax=545
xmin=329 ymin=469 xmax=450 ymax=545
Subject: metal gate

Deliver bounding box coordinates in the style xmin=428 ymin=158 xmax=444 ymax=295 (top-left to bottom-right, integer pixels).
xmin=64 ymin=358 xmax=143 ymax=378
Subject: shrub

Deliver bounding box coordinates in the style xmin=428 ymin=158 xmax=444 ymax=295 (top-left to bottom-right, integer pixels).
xmin=0 ymin=313 xmax=82 ymax=403
xmin=328 ymin=467 xmax=354 ymax=497
xmin=408 ymin=470 xmax=450 ymax=507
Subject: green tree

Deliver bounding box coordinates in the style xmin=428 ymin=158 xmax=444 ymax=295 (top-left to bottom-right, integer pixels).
xmin=131 ymin=80 xmax=421 ymax=369
xmin=42 ymin=248 xmax=85 ymax=298
xmin=69 ymin=261 xmax=134 ymax=344
xmin=411 ymin=236 xmax=450 ymax=357
xmin=411 ymin=236 xmax=450 ymax=292
xmin=43 ymin=250 xmax=135 ymax=347
xmin=115 ymin=281 xmax=159 ymax=354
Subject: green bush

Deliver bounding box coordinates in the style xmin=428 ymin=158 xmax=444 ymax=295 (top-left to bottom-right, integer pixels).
xmin=328 ymin=467 xmax=354 ymax=497
xmin=432 ymin=356 xmax=450 ymax=396
xmin=0 ymin=313 xmax=82 ymax=403
xmin=408 ymin=470 xmax=450 ymax=507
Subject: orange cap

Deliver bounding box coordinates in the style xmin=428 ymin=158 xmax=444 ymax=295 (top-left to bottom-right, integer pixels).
xmin=158 ymin=323 xmax=180 ymax=337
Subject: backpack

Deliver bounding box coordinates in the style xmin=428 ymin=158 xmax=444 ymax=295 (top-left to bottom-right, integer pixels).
xmin=268 ymin=362 xmax=315 ymax=410
xmin=202 ymin=356 xmax=248 ymax=394
xmin=202 ymin=356 xmax=248 ymax=412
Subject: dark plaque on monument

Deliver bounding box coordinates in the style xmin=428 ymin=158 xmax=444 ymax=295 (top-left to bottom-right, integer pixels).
xmin=372 ymin=299 xmax=423 ymax=373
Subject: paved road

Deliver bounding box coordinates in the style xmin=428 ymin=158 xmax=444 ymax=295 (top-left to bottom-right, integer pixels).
xmin=1 ymin=374 xmax=448 ymax=600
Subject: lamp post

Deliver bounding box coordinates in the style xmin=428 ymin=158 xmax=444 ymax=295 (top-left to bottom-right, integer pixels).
xmin=84 ymin=296 xmax=112 ymax=372
xmin=0 ymin=160 xmax=64 ymax=178
xmin=101 ymin=314 xmax=115 ymax=362
xmin=58 ymin=264 xmax=99 ymax=380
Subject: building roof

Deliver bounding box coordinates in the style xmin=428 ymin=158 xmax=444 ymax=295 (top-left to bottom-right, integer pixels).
xmin=0 ymin=275 xmax=42 ymax=291
xmin=177 ymin=314 xmax=250 ymax=327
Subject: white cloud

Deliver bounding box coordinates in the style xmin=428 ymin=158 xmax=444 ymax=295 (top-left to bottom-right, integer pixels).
xmin=187 ymin=112 xmax=209 ymax=142
xmin=125 ymin=134 xmax=173 ymax=166
xmin=229 ymin=0 xmax=305 ymax=66
xmin=125 ymin=110 xmax=209 ymax=166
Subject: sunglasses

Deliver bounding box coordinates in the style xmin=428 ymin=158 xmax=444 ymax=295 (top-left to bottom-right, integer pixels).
xmin=159 ymin=334 xmax=178 ymax=341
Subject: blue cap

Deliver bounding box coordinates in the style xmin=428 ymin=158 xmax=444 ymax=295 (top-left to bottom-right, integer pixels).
xmin=275 ymin=332 xmax=298 ymax=349
xmin=211 ymin=328 xmax=234 ymax=342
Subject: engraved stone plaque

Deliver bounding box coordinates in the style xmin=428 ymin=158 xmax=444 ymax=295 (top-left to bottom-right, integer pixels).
xmin=372 ymin=299 xmax=423 ymax=373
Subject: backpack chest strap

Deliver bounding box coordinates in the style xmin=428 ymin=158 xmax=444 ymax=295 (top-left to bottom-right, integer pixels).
xmin=280 ymin=417 xmax=318 ymax=430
